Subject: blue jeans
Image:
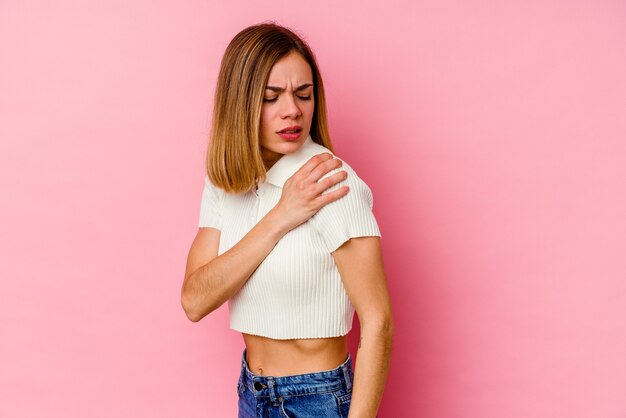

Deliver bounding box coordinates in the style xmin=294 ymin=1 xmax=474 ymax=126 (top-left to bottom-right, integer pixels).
xmin=237 ymin=348 xmax=354 ymax=418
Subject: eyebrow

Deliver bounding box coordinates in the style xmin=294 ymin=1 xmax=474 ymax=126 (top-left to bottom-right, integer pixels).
xmin=265 ymin=83 xmax=313 ymax=93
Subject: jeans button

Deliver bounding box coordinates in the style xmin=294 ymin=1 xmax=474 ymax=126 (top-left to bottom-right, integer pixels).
xmin=254 ymin=381 xmax=264 ymax=391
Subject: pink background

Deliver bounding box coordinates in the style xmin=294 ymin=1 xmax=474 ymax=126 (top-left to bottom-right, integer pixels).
xmin=1 ymin=1 xmax=625 ymax=417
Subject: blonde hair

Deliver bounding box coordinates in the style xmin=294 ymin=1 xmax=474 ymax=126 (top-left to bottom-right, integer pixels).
xmin=206 ymin=22 xmax=333 ymax=194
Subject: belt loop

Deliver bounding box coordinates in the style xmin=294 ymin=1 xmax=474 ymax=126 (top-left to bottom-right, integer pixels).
xmin=266 ymin=377 xmax=280 ymax=403
xmin=341 ymin=355 xmax=353 ymax=391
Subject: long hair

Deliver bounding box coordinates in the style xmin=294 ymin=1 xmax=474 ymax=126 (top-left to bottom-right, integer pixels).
xmin=206 ymin=22 xmax=333 ymax=194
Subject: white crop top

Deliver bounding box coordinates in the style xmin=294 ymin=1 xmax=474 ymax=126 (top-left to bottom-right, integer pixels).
xmin=197 ymin=135 xmax=381 ymax=339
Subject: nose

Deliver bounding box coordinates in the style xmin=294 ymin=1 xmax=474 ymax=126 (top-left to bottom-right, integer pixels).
xmin=280 ymin=95 xmax=302 ymax=119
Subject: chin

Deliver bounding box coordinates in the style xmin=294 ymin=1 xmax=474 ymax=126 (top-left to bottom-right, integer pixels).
xmin=271 ymin=138 xmax=305 ymax=154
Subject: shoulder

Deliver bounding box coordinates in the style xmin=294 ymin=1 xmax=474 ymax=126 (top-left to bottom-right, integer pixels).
xmin=298 ymin=140 xmax=337 ymax=166
xmin=199 ymin=174 xmax=225 ymax=229
xmin=201 ymin=174 xmax=226 ymax=206
xmin=306 ymin=142 xmax=369 ymax=185
xmin=295 ymin=139 xmax=375 ymax=202
xmin=320 ymin=157 xmax=374 ymax=207
xmin=204 ymin=174 xmax=225 ymax=194
xmin=308 ymin=155 xmax=380 ymax=252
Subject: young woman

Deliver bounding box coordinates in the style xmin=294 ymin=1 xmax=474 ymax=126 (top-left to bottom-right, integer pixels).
xmin=182 ymin=22 xmax=393 ymax=418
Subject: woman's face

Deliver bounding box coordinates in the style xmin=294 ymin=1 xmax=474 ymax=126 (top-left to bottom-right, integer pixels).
xmin=259 ymin=51 xmax=315 ymax=169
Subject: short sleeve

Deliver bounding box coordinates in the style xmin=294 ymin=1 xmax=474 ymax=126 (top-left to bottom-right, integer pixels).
xmin=308 ymin=161 xmax=382 ymax=253
xmin=198 ymin=175 xmax=223 ymax=230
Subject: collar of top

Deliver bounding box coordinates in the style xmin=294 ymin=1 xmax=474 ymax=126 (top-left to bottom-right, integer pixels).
xmin=264 ymin=134 xmax=331 ymax=188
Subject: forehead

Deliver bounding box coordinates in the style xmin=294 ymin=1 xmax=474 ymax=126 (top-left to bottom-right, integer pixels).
xmin=266 ymin=52 xmax=313 ymax=85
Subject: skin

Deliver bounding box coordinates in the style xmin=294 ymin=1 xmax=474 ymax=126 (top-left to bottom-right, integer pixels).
xmin=244 ymin=234 xmax=394 ymax=418
xmin=258 ymin=51 xmax=316 ymax=170
xmin=182 ymin=51 xmax=393 ymax=417
xmin=245 ymin=51 xmax=351 ymax=376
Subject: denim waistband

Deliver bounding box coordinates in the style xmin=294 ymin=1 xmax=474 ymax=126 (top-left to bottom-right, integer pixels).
xmin=240 ymin=348 xmax=353 ymax=400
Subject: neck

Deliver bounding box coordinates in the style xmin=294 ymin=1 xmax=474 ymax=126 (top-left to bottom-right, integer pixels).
xmin=261 ymin=148 xmax=283 ymax=171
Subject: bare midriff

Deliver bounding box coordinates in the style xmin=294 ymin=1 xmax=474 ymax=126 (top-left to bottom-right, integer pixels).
xmin=242 ymin=333 xmax=349 ymax=377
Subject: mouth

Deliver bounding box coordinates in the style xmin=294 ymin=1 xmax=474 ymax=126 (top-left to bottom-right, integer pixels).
xmin=276 ymin=125 xmax=303 ymax=141
xmin=277 ymin=125 xmax=302 ymax=134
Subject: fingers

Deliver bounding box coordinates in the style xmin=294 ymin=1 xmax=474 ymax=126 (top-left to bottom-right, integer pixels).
xmin=306 ymin=156 xmax=344 ymax=186
xmin=311 ymin=170 xmax=348 ymax=197
xmin=295 ymin=153 xmax=345 ymax=191
xmin=315 ymin=182 xmax=350 ymax=207
xmin=290 ymin=152 xmax=350 ymax=207
xmin=297 ymin=153 xmax=334 ymax=179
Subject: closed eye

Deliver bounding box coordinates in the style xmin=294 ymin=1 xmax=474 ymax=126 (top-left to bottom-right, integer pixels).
xmin=263 ymin=95 xmax=312 ymax=103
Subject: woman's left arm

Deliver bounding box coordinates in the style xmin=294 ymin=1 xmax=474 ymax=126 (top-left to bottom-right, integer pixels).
xmin=332 ymin=236 xmax=394 ymax=418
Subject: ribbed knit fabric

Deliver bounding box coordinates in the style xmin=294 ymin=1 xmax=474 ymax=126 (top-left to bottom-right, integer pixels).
xmin=197 ymin=135 xmax=381 ymax=339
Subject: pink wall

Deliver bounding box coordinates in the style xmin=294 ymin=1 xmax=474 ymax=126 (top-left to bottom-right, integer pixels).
xmin=1 ymin=1 xmax=625 ymax=417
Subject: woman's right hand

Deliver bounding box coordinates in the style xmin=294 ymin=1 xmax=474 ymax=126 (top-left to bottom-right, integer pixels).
xmin=272 ymin=152 xmax=349 ymax=232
